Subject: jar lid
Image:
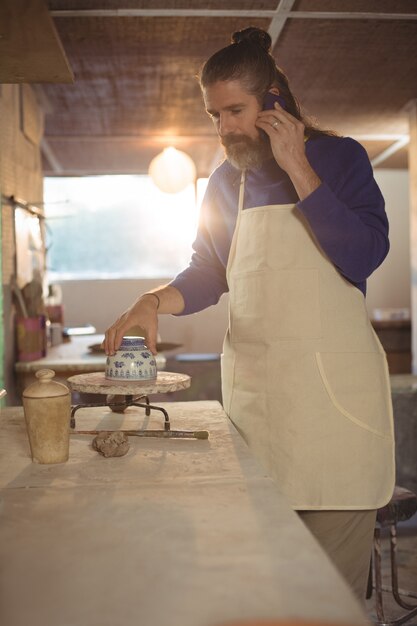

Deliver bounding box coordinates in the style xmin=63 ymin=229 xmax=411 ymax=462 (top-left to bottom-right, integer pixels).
xmin=22 ymin=369 xmax=70 ymax=399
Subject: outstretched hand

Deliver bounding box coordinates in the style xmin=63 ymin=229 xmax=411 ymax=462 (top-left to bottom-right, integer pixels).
xmin=103 ymin=296 xmax=159 ymax=356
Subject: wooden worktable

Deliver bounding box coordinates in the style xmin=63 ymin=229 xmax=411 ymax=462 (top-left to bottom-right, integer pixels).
xmin=0 ymin=401 xmax=366 ymax=626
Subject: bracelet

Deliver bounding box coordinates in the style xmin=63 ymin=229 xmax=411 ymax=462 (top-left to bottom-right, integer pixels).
xmin=142 ymin=292 xmax=160 ymax=309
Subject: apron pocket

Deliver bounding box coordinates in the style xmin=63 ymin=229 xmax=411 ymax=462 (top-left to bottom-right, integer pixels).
xmin=230 ymin=269 xmax=321 ymax=342
xmin=315 ymin=351 xmax=392 ymax=439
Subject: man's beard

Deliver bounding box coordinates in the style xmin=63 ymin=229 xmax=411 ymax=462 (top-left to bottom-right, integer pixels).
xmin=221 ymin=133 xmax=273 ymax=170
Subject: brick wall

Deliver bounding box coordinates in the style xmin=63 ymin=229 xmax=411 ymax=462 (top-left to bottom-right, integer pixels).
xmin=0 ymin=84 xmax=45 ymax=404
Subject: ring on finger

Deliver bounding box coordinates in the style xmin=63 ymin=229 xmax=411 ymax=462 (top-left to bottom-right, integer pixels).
xmin=272 ymin=120 xmax=280 ymax=128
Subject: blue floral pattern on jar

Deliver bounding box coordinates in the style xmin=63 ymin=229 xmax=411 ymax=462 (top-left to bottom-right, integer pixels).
xmin=105 ymin=336 xmax=157 ymax=381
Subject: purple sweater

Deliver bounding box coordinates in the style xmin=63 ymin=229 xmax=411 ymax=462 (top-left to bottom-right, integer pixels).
xmin=170 ymin=135 xmax=389 ymax=315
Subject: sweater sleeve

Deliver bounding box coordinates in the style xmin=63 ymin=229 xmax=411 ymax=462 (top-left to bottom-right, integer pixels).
xmin=169 ymin=177 xmax=229 ymax=315
xmin=297 ymin=137 xmax=389 ymax=283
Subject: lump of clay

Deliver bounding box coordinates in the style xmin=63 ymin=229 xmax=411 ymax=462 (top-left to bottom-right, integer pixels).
xmin=92 ymin=431 xmax=130 ymax=458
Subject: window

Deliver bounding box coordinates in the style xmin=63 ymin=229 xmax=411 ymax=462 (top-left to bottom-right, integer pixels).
xmin=43 ymin=175 xmax=208 ymax=280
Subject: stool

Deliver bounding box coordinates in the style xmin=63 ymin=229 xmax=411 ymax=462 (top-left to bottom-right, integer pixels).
xmin=367 ymin=486 xmax=417 ymax=625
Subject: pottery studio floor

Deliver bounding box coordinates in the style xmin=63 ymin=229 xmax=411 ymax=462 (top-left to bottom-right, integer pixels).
xmin=365 ymin=511 xmax=417 ymax=624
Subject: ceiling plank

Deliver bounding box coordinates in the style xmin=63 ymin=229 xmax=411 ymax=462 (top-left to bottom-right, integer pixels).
xmin=0 ymin=0 xmax=74 ymax=83
xmin=41 ymin=5 xmax=416 ymax=175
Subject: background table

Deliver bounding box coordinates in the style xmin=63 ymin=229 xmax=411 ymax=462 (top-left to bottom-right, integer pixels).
xmin=0 ymin=401 xmax=367 ymax=626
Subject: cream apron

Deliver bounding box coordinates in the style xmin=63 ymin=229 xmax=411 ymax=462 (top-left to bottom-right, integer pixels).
xmin=222 ymin=172 xmax=395 ymax=510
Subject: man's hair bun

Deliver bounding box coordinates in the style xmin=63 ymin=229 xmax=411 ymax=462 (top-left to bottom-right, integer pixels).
xmin=231 ymin=27 xmax=272 ymax=53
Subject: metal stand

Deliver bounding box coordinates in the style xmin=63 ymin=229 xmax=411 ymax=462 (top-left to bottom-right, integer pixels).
xmin=70 ymin=394 xmax=170 ymax=430
xmin=70 ymin=394 xmax=209 ymax=440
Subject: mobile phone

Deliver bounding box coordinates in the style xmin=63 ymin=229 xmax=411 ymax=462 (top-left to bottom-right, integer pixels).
xmin=263 ymin=92 xmax=286 ymax=111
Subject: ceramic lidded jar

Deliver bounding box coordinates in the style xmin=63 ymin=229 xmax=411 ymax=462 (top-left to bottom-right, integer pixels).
xmin=105 ymin=336 xmax=157 ymax=381
xmin=22 ymin=369 xmax=71 ymax=464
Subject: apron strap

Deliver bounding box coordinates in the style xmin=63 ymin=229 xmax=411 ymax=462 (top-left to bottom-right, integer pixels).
xmin=238 ymin=170 xmax=245 ymax=213
xmin=226 ymin=170 xmax=245 ymax=283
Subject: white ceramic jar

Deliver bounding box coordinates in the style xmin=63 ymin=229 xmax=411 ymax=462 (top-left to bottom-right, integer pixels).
xmin=105 ymin=336 xmax=157 ymax=381
xmin=22 ymin=368 xmax=70 ymax=464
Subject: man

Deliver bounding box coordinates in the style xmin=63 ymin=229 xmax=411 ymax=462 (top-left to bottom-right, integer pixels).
xmin=104 ymin=27 xmax=395 ymax=600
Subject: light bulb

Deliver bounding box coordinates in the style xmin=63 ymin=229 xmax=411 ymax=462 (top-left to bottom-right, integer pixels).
xmin=149 ymin=147 xmax=196 ymax=194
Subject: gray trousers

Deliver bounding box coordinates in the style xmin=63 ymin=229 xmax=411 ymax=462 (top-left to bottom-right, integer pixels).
xmin=298 ymin=509 xmax=377 ymax=600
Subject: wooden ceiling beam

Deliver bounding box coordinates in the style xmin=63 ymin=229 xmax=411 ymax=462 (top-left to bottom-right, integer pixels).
xmin=44 ymin=133 xmax=410 ymax=143
xmin=371 ymin=137 xmax=410 ymax=167
xmin=44 ymin=135 xmax=218 ymax=143
xmin=0 ymin=0 xmax=74 ymax=83
xmin=50 ymin=9 xmax=278 ymax=18
xmin=41 ymin=138 xmax=63 ymax=174
xmin=49 ymin=9 xmax=417 ymax=21
xmin=269 ymin=0 xmax=297 ymax=49
xmin=268 ymin=11 xmax=417 ymax=21
xmin=353 ymin=134 xmax=410 ymax=141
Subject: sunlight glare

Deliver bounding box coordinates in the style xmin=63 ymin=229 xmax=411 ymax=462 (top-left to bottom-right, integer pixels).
xmin=44 ymin=175 xmax=210 ymax=279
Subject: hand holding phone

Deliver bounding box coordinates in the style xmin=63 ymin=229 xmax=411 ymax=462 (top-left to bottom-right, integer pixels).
xmin=263 ymin=92 xmax=286 ymax=111
xmin=256 ymin=90 xmax=308 ymax=177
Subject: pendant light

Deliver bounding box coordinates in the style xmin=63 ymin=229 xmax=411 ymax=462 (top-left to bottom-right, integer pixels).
xmin=148 ymin=146 xmax=196 ymax=194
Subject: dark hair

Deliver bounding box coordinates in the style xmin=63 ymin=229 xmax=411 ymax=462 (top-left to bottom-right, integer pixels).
xmin=199 ymin=27 xmax=336 ymax=139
